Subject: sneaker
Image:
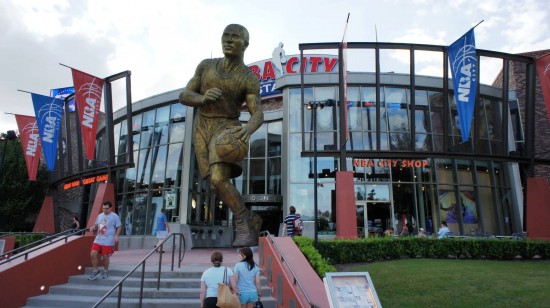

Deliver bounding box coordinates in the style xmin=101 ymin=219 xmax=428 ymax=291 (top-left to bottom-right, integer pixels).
xmin=88 ymin=271 xmax=100 ymax=281
xmin=102 ymin=271 xmax=109 ymax=279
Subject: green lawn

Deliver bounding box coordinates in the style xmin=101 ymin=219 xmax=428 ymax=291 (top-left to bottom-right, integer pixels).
xmin=343 ymin=259 xmax=550 ymax=308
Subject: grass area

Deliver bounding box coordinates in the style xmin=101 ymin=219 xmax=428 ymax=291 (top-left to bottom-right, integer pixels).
xmin=343 ymin=259 xmax=550 ymax=308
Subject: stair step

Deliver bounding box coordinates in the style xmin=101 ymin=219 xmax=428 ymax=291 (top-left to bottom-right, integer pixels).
xmin=24 ymin=267 xmax=276 ymax=308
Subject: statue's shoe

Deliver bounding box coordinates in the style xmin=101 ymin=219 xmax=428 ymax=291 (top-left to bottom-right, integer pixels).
xmin=233 ymin=212 xmax=263 ymax=247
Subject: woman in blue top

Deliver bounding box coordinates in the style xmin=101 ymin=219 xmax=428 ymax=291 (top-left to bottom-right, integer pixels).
xmin=233 ymin=247 xmax=261 ymax=307
xmin=200 ymin=251 xmax=235 ymax=308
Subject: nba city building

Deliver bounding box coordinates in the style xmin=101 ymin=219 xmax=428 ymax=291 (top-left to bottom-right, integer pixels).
xmin=51 ymin=41 xmax=550 ymax=247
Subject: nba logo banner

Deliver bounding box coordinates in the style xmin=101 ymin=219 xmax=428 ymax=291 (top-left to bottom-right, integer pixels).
xmin=30 ymin=93 xmax=64 ymax=171
xmin=15 ymin=115 xmax=42 ymax=181
xmin=71 ymin=69 xmax=105 ymax=161
xmin=448 ymin=29 xmax=477 ymax=142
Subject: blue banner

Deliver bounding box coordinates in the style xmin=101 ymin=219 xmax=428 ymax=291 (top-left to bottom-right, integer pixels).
xmin=31 ymin=93 xmax=64 ymax=171
xmin=448 ymin=28 xmax=477 ymax=142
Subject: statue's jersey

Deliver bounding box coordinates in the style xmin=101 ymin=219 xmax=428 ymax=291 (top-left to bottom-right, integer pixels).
xmin=198 ymin=58 xmax=253 ymax=118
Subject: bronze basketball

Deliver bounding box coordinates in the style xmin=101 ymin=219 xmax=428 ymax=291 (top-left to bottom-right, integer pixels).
xmin=215 ymin=129 xmax=248 ymax=163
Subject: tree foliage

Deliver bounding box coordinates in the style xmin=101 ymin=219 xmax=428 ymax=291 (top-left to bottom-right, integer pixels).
xmin=0 ymin=135 xmax=49 ymax=231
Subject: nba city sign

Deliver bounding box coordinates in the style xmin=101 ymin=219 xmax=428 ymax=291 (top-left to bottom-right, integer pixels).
xmin=248 ymin=44 xmax=339 ymax=97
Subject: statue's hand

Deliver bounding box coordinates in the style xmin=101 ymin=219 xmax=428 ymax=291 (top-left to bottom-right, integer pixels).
xmin=228 ymin=126 xmax=249 ymax=143
xmin=203 ymin=88 xmax=222 ymax=104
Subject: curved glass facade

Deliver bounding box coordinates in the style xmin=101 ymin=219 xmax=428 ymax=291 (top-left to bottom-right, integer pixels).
xmin=79 ymin=44 xmax=543 ymax=246
xmin=287 ymin=83 xmax=520 ymax=237
xmin=97 ymin=101 xmax=187 ymax=235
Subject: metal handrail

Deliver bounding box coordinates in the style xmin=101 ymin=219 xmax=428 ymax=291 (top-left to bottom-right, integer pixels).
xmin=260 ymin=231 xmax=317 ymax=308
xmin=92 ymin=232 xmax=186 ymax=308
xmin=0 ymin=232 xmax=19 ymax=239
xmin=0 ymin=229 xmax=86 ymax=265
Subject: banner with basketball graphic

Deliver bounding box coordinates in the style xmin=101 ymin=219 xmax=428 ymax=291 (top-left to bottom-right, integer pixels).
xmin=15 ymin=115 xmax=42 ymax=181
xmin=448 ymin=28 xmax=477 ymax=142
xmin=71 ymin=68 xmax=105 ymax=160
xmin=30 ymin=93 xmax=64 ymax=171
xmin=535 ymin=52 xmax=550 ymax=122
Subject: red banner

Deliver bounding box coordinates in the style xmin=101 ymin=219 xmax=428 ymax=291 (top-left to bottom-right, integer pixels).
xmin=15 ymin=115 xmax=42 ymax=181
xmin=71 ymin=68 xmax=105 ymax=160
xmin=536 ymin=53 xmax=550 ymax=122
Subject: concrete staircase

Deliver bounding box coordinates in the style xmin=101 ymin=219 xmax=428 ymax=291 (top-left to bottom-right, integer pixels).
xmin=24 ymin=266 xmax=276 ymax=307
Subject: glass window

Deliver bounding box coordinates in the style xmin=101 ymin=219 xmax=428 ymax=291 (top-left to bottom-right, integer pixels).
xmin=126 ymin=151 xmax=139 ymax=192
xmin=137 ymin=148 xmax=151 ymax=190
xmin=379 ymin=132 xmax=389 ymax=150
xmin=132 ymin=114 xmax=142 ymax=151
xmin=361 ymin=132 xmax=376 ymax=151
xmin=414 ymin=89 xmax=429 ymax=106
xmin=360 ymin=87 xmax=385 ymax=132
xmin=267 ymin=157 xmax=281 ymax=195
xmin=289 ymin=133 xmax=310 ymax=182
xmin=132 ymin=193 xmax=149 ymax=235
xmin=249 ymin=124 xmax=266 ymax=158
xmin=289 ymin=87 xmax=313 ymax=133
xmin=140 ymin=110 xmax=156 ymax=149
xmin=385 ymin=87 xmax=409 ymax=133
xmin=315 ymin=105 xmax=337 ymax=133
xmin=117 ymin=119 xmax=128 ymax=160
xmin=151 ymin=145 xmax=168 ymax=187
xmin=415 ymin=133 xmax=431 ymax=151
xmin=166 ymin=143 xmax=183 ymax=185
xmin=155 ymin=106 xmax=170 ymax=145
xmin=169 ymin=103 xmax=186 ymax=144
xmin=113 ymin=122 xmax=121 ymax=156
xmin=156 ymin=105 xmax=170 ymax=123
xmin=120 ymin=194 xmax=134 ymax=235
xmin=249 ymin=158 xmax=265 ymax=194
xmin=314 ymin=86 xmax=337 ymax=102
xmin=390 ymin=132 xmax=411 ymax=150
xmin=268 ymin=121 xmax=282 ymax=157
xmin=414 ymin=109 xmax=429 ymax=134
xmin=348 ymin=87 xmax=362 ymax=131
xmin=348 ymin=132 xmax=365 ymax=150
xmin=288 ymin=183 xmax=333 ymax=224
xmin=365 ymin=184 xmax=390 ymax=201
xmin=148 ymin=190 xmax=163 ymax=234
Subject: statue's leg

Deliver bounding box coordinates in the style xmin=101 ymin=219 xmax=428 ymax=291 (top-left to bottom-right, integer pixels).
xmin=210 ymin=164 xmax=262 ymax=247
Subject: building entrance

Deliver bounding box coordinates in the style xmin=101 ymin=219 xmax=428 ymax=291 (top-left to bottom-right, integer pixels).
xmin=247 ymin=203 xmax=282 ymax=236
xmin=356 ymin=201 xmax=391 ymax=238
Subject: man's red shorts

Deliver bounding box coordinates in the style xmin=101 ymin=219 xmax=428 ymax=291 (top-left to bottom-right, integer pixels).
xmin=91 ymin=243 xmax=114 ymax=255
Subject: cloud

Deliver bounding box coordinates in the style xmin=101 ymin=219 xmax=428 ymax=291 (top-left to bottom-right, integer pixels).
xmin=1 ymin=0 xmax=549 ymax=135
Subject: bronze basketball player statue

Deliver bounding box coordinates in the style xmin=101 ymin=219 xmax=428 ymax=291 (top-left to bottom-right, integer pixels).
xmin=179 ymin=24 xmax=264 ymax=247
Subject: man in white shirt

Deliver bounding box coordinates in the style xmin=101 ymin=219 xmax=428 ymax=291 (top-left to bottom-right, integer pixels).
xmin=88 ymin=201 xmax=121 ymax=280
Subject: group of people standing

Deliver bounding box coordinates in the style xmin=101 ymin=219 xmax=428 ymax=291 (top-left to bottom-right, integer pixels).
xmin=201 ymin=248 xmax=262 ymax=308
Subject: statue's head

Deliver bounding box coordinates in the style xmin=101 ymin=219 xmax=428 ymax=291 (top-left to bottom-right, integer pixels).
xmin=221 ymin=24 xmax=249 ymax=58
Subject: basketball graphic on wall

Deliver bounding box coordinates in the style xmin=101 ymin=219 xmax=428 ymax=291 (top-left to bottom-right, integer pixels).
xmin=215 ymin=129 xmax=248 ymax=163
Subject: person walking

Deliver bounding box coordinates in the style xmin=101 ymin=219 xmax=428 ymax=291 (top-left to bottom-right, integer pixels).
xmin=155 ymin=208 xmax=170 ymax=253
xmin=71 ymin=215 xmax=80 ymax=231
xmin=233 ymin=247 xmax=261 ymax=307
xmin=88 ymin=201 xmax=121 ymax=280
xmin=200 ymin=251 xmax=236 ymax=308
xmin=283 ymin=205 xmax=298 ymax=236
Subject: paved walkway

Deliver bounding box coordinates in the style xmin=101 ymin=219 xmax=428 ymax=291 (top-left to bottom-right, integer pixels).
xmin=108 ymin=247 xmax=244 ymax=271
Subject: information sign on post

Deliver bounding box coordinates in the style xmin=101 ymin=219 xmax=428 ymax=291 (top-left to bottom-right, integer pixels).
xmin=323 ymin=272 xmax=382 ymax=308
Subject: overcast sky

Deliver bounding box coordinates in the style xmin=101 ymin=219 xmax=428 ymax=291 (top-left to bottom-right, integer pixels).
xmin=1 ymin=0 xmax=549 ymax=134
